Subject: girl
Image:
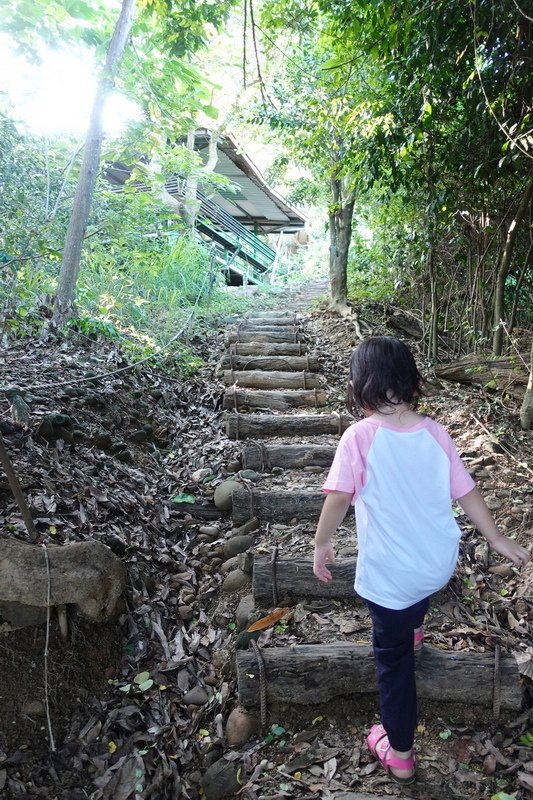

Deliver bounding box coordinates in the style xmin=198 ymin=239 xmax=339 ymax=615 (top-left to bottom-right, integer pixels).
xmin=313 ymin=336 xmax=530 ymax=785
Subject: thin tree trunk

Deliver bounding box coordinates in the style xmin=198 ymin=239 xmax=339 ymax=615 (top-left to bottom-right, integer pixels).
xmin=328 ymin=176 xmax=354 ymax=312
xmin=54 ymin=0 xmax=136 ymax=325
xmin=492 ymin=173 xmax=533 ymax=355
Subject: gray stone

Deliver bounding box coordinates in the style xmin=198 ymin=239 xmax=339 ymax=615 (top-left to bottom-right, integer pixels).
xmin=303 ymin=465 xmax=324 ymax=473
xmin=214 ymin=481 xmax=241 ymax=512
xmin=485 ymin=495 xmax=502 ymax=510
xmin=220 ymin=556 xmax=239 ymax=575
xmin=201 ymin=758 xmax=240 ymax=800
xmin=222 ymin=569 xmax=251 ymax=593
xmin=223 ymin=535 xmax=253 ymax=559
xmin=239 ymin=469 xmax=261 ymax=482
xmin=182 ymin=686 xmax=209 ymax=705
xmin=178 ymin=605 xmax=194 ymax=621
xmin=235 ymin=595 xmax=255 ymax=631
xmin=225 ymin=706 xmax=260 ymax=746
xmin=230 ymin=517 xmax=259 ymax=536
xmin=199 ymin=525 xmax=220 ymax=538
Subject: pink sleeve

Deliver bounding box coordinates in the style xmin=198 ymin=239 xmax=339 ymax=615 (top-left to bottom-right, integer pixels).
xmin=322 ymin=426 xmax=366 ymax=504
xmin=427 ymin=420 xmax=476 ymax=499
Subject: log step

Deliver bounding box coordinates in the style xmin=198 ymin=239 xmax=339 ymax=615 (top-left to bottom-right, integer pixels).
xmin=237 ymin=643 xmax=522 ymax=711
xmin=245 ymin=312 xmax=297 ymax=321
xmin=253 ymin=556 xmax=355 ymax=605
xmin=226 ymin=331 xmax=304 ymax=345
xmin=241 ymin=317 xmax=300 ymax=327
xmin=229 ymin=342 xmax=308 ymax=356
xmin=226 ymin=412 xmax=352 ymax=440
xmin=232 ymin=487 xmax=331 ymax=525
xmin=223 ymin=388 xmax=328 ymax=412
xmin=222 ymin=370 xmax=323 ymax=390
xmin=219 ymin=354 xmax=320 ymax=373
xmin=241 ymin=443 xmax=335 ymax=470
xmin=237 ymin=324 xmax=301 ymax=333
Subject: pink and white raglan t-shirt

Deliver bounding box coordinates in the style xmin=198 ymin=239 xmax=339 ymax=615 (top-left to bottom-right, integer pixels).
xmin=323 ymin=415 xmax=476 ymax=610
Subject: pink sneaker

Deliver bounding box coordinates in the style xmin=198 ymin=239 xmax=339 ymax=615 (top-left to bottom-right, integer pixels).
xmin=367 ymin=724 xmax=416 ymax=784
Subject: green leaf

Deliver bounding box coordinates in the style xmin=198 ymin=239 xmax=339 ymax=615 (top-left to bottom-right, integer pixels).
xmin=134 ymin=671 xmax=151 ymax=684
xmin=439 ymin=729 xmax=452 ymax=740
xmin=271 ymin=724 xmax=286 ymax=736
xmin=202 ymin=104 xmax=219 ymax=120
xmin=491 ymin=794 xmax=516 ymax=800
xmin=172 ymin=493 xmax=196 ymax=504
xmin=138 ymin=679 xmax=154 ymax=691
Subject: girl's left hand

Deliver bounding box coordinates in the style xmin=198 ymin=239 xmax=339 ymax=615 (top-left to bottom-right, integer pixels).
xmin=313 ymin=541 xmax=336 ymax=582
xmin=492 ymin=534 xmax=531 ymax=567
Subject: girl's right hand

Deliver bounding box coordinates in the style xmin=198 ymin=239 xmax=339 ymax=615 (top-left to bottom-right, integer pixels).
xmin=313 ymin=541 xmax=336 ymax=582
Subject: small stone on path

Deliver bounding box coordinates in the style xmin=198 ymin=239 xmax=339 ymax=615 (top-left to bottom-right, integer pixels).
xmin=182 ymin=686 xmax=209 ymax=705
xmin=235 ymin=594 xmax=255 ymax=631
xmin=222 ymin=569 xmax=250 ymax=593
xmin=223 ymin=535 xmax=253 ymax=558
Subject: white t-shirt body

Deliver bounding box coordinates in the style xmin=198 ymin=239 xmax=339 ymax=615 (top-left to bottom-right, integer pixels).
xmin=323 ymin=416 xmax=475 ymax=610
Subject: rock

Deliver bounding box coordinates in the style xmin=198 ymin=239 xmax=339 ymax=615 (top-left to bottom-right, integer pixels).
xmin=226 ymin=460 xmax=241 ymax=473
xmin=201 ymin=758 xmax=240 ymax=800
xmin=230 ymin=517 xmax=259 ymax=536
xmin=225 ymin=706 xmax=260 ymax=746
xmin=223 ymin=535 xmax=253 ymax=558
xmin=485 ymin=495 xmax=502 ymax=510
xmin=178 ymin=605 xmax=194 ymax=621
xmin=199 ymin=525 xmax=220 ymax=538
xmin=235 ymin=595 xmax=255 ymax=631
xmin=220 ymin=556 xmax=239 ymax=575
xmin=237 ymin=552 xmax=253 ymax=574
xmin=214 ymin=481 xmax=241 ymax=512
xmin=212 ymin=649 xmax=231 ymax=672
xmin=222 ymin=569 xmax=250 ymax=593
xmin=303 ymin=465 xmax=324 ymax=473
xmin=182 ymin=686 xmax=209 ymax=705
xmin=131 ymin=429 xmax=148 ymax=443
xmin=22 ymin=701 xmax=46 ymax=718
xmin=239 ymin=469 xmax=260 ymax=482
xmin=181 ymin=591 xmax=196 ymax=604
xmin=192 ymin=469 xmax=212 ymax=483
xmin=271 ymin=467 xmax=284 ymax=475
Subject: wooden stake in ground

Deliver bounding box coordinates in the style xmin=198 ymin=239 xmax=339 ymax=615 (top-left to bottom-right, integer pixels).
xmin=0 ymin=433 xmax=37 ymax=542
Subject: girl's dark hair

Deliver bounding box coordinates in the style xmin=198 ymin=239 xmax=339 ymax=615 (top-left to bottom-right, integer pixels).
xmin=347 ymin=336 xmax=425 ymax=415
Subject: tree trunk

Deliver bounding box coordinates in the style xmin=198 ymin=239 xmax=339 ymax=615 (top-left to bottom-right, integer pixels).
xmin=492 ymin=173 xmax=533 ymax=355
xmin=221 ymin=370 xmax=323 ymax=390
xmin=225 ymin=412 xmax=352 ymax=440
xmin=232 ymin=487 xmax=330 ymax=525
xmin=218 ymin=354 xmax=320 ymax=372
xmin=520 ymin=336 xmax=533 ymax=430
xmin=253 ymin=556 xmax=356 ymax=605
xmin=228 ymin=342 xmax=308 ymax=356
xmin=236 ymin=643 xmax=522 ymax=711
xmin=240 ymin=443 xmax=335 ymax=471
xmin=329 ymin=177 xmax=355 ymax=311
xmin=223 ymin=387 xmax=327 ymax=411
xmin=54 ymin=0 xmax=136 ymax=324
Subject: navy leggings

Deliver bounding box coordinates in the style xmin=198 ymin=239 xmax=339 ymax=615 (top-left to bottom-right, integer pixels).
xmin=366 ymin=597 xmax=429 ymax=752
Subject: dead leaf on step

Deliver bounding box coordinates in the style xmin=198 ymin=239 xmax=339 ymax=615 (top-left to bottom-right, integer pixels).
xmin=515 ymin=648 xmax=533 ymax=680
xmin=246 ymin=608 xmax=291 ymax=632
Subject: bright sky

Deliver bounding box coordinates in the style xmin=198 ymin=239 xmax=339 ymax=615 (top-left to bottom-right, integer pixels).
xmin=0 ymin=36 xmax=140 ymax=138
